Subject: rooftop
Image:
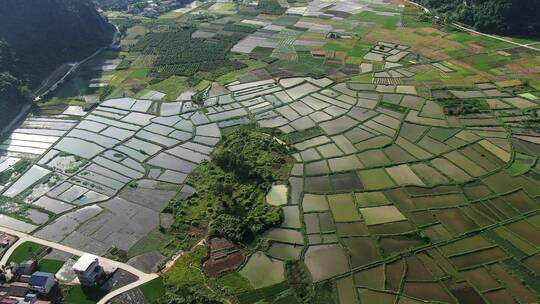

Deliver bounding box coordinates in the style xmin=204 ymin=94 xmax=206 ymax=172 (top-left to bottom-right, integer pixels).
xmin=29 ymin=272 xmax=54 ymax=287
xmin=72 ymin=254 xmax=98 ymax=272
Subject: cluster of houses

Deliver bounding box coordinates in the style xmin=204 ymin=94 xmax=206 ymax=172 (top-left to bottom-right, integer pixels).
xmin=128 ymin=0 xmax=189 ymax=17
xmin=0 ymin=254 xmax=104 ymax=304
xmin=0 ymin=235 xmax=17 ymax=259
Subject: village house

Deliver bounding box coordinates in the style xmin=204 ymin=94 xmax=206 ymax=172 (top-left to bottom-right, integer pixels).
xmin=27 ymin=273 xmax=55 ymax=295
xmin=14 ymin=261 xmax=36 ymax=277
xmin=72 ymin=254 xmax=104 ymax=286
xmin=0 ymin=293 xmax=51 ymax=304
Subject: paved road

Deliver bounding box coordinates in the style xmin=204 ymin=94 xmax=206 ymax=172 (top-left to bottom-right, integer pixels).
xmin=0 ymin=227 xmax=159 ymax=304
xmin=405 ymin=0 xmax=540 ymax=52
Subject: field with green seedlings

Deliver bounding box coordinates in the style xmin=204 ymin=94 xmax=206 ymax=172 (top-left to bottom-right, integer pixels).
xmin=1 ymin=0 xmax=540 ymax=303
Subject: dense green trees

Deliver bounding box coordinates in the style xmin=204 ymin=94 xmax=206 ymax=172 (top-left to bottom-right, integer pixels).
xmin=166 ymin=127 xmax=292 ymax=244
xmin=0 ymin=0 xmax=115 ymax=85
xmin=0 ymin=0 xmax=114 ymax=130
xmin=158 ymin=284 xmax=223 ymax=304
xmin=131 ymin=28 xmax=246 ymax=79
xmin=92 ymin=0 xmax=130 ymax=10
xmin=418 ymin=0 xmax=540 ymax=37
xmin=213 ymin=129 xmax=289 ymax=183
xmin=0 ymin=39 xmax=30 ymax=131
xmin=257 ymin=0 xmax=286 ymax=15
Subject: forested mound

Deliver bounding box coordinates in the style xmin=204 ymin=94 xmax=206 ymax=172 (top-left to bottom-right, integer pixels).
xmin=0 ymin=0 xmax=114 ymax=130
xmin=166 ymin=126 xmax=293 ymax=246
xmin=418 ymin=0 xmax=540 ymax=37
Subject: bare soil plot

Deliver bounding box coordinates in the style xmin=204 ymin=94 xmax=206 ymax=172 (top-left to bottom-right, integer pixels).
xmin=360 ymin=205 xmax=406 ymax=225
xmin=304 ymin=244 xmax=349 ymax=281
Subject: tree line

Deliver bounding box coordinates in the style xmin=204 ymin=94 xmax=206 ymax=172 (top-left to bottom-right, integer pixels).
xmin=418 ymin=0 xmax=540 ymax=37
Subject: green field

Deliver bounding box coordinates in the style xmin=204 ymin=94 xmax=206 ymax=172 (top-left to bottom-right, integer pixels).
xmin=64 ymin=286 xmax=108 ymax=304
xmin=38 ymin=259 xmax=65 ymax=273
xmin=127 ymin=229 xmax=174 ymax=258
xmin=8 ymin=242 xmax=45 ymax=264
xmin=354 ymin=11 xmax=401 ymax=30
xmin=139 ymin=277 xmax=167 ymax=302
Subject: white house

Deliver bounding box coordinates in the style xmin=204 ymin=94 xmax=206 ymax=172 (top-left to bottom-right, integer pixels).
xmin=72 ymin=254 xmax=104 ymax=286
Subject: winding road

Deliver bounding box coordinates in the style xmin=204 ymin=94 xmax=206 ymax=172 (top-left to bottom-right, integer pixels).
xmin=0 ymin=227 xmax=158 ymax=304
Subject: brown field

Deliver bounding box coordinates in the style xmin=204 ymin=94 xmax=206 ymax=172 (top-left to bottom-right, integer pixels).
xmin=380 ymin=238 xmax=424 ymax=256
xmin=363 ymin=27 xmax=454 ymax=62
xmin=127 ymin=25 xmax=146 ymax=36
xmin=405 ymin=256 xmax=434 ymax=281
xmin=483 ymin=289 xmax=518 ymax=304
xmin=344 ymin=237 xmax=380 ymax=267
xmin=385 ymin=259 xmax=405 ymax=292
xmin=424 ymin=224 xmax=453 ymax=242
xmin=524 ymin=253 xmax=540 ymax=273
xmin=353 ymin=265 xmax=385 ymax=289
xmin=210 ymin=237 xmax=236 ymax=251
xmin=450 ymin=248 xmax=507 ymax=269
xmin=120 ymin=39 xmax=139 ymax=47
xmin=358 ymin=289 xmax=396 ymax=304
xmin=495 ymin=79 xmax=522 ymax=88
xmin=203 ymin=237 xmax=246 ymax=277
xmin=489 ymin=263 xmax=537 ymax=303
xmin=447 ymin=281 xmax=486 ymax=303
xmin=506 ymin=221 xmax=540 ymax=246
xmin=460 ymin=267 xmax=501 ymax=291
xmin=434 ymin=208 xmax=479 ymax=236
xmin=403 ymin=282 xmax=454 ymax=303
xmin=503 ymin=190 xmax=538 ymax=213
xmin=299 ymin=31 xmax=326 ymax=41
xmin=131 ymin=54 xmax=158 ymax=68
xmin=203 ymin=250 xmax=246 ymax=277
xmin=336 ymin=222 xmax=369 ymax=237
xmin=416 ymin=253 xmax=446 ymax=277
xmin=368 ymin=221 xmax=415 ymax=235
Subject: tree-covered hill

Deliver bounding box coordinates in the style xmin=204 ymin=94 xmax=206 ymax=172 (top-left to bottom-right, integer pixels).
xmin=0 ymin=39 xmax=31 ymax=132
xmin=0 ymin=0 xmax=115 ymax=86
xmin=418 ymin=0 xmax=540 ymax=37
xmin=0 ymin=0 xmax=114 ymax=131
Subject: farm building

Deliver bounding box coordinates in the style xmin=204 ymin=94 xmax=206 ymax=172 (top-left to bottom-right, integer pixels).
xmin=72 ymin=254 xmax=103 ymax=286
xmin=28 ymin=272 xmax=55 ymax=295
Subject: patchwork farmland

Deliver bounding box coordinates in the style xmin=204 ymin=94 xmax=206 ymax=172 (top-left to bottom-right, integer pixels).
xmin=1 ymin=0 xmax=540 ymax=303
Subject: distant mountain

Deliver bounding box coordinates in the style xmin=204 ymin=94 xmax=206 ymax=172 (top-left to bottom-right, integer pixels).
xmin=0 ymin=0 xmax=114 ymax=131
xmin=418 ymin=0 xmax=540 ymax=37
